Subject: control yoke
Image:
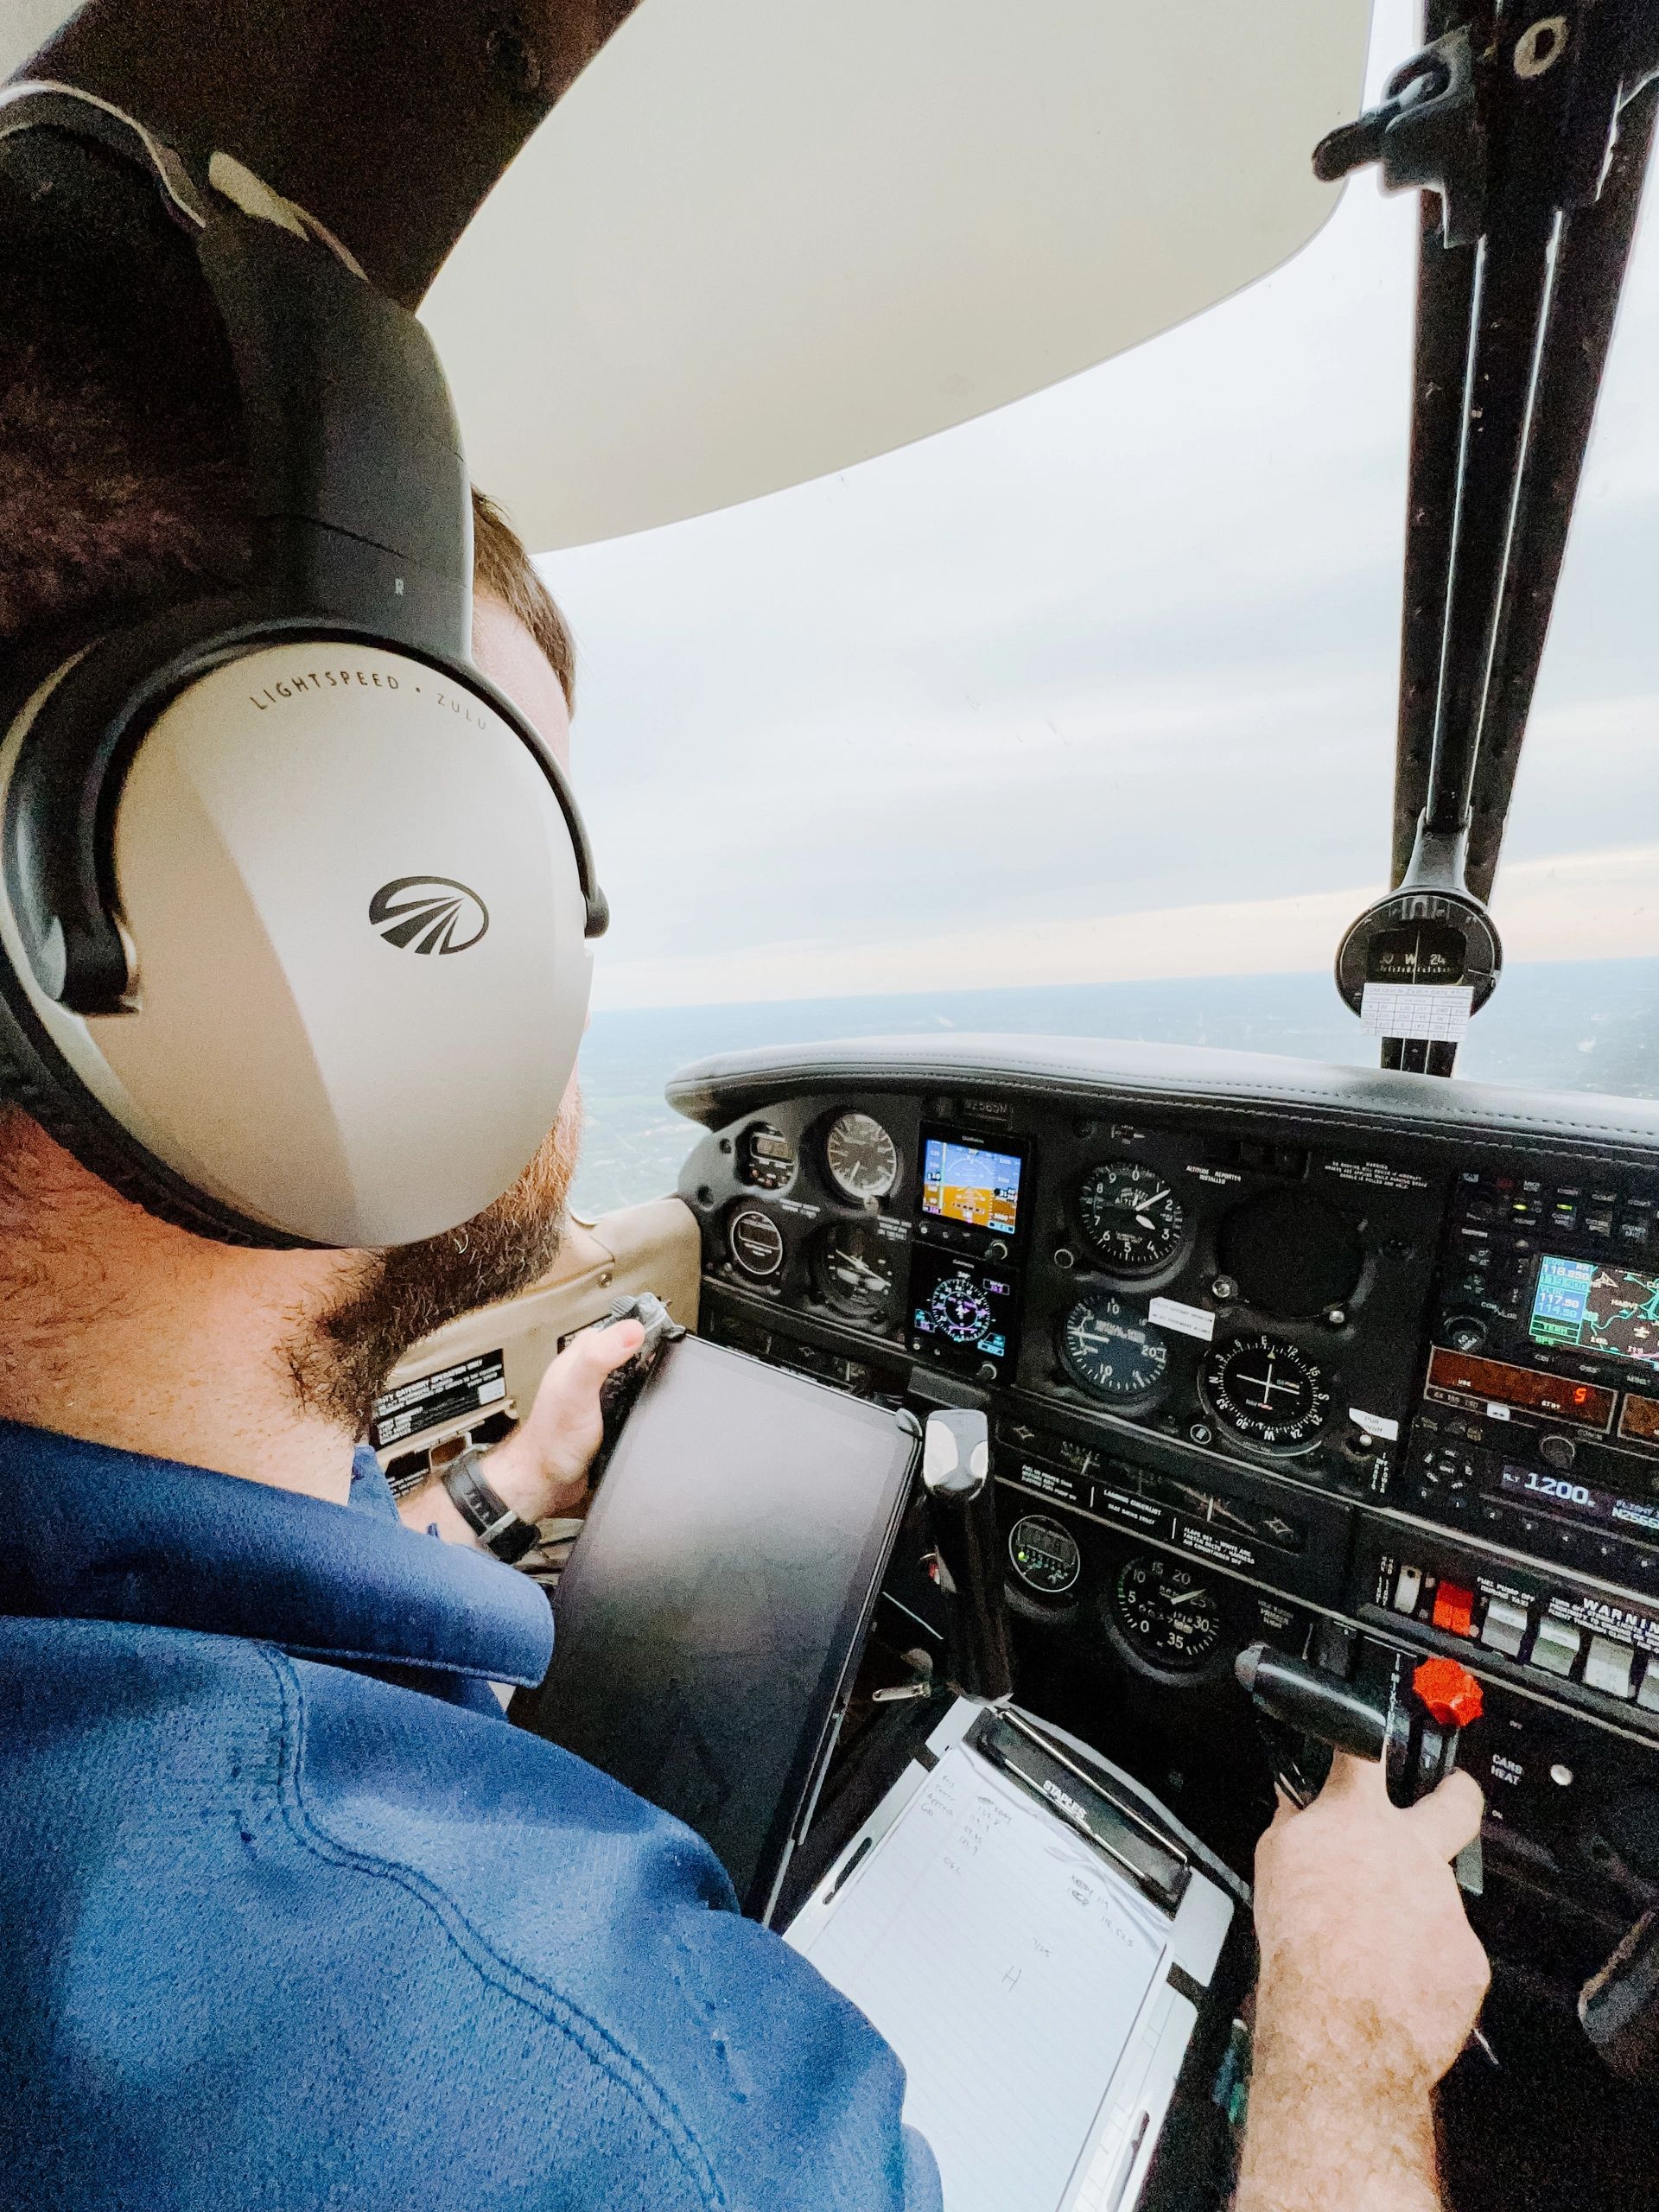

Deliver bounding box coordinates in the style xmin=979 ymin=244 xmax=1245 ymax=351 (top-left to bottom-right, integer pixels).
xmin=921 ymin=1408 xmax=1013 ymax=1704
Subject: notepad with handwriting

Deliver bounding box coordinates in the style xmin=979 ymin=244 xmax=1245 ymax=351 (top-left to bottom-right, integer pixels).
xmin=789 ymin=1744 xmax=1169 ymax=2212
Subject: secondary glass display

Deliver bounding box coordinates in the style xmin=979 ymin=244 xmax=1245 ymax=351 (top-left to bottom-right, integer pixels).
xmin=1076 ymin=1158 xmax=1187 ymax=1271
xmin=1058 ymin=1292 xmax=1169 ymax=1402
xmin=1529 ymin=1255 xmax=1659 ymax=1368
xmin=919 ymin=1132 xmax=1023 ymax=1236
xmin=907 ymin=1245 xmax=1018 ymax=1376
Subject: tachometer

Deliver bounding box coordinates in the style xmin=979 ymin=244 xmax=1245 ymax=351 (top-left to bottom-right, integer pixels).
xmin=1007 ymin=1515 xmax=1082 ymax=1597
xmin=824 ymin=1111 xmax=900 ymax=1202
xmin=1077 ymin=1158 xmax=1188 ymax=1272
xmin=816 ymin=1221 xmax=896 ymax=1324
xmin=1058 ymin=1291 xmax=1169 ymax=1403
xmin=1109 ymin=1555 xmax=1224 ymax=1672
xmin=1200 ymin=1333 xmax=1332 ymax=1452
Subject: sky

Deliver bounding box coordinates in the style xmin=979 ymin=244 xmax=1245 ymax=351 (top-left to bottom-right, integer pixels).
xmin=542 ymin=0 xmax=1659 ymax=1015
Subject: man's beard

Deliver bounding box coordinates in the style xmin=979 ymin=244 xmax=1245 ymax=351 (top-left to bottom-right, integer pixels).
xmin=283 ymin=1087 xmax=583 ymax=1437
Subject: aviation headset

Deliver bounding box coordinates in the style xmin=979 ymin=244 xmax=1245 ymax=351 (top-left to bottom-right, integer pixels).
xmin=0 ymin=83 xmax=605 ymax=1250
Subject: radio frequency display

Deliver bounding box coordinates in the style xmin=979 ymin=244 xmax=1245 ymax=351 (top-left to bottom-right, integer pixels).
xmin=1529 ymin=1255 xmax=1659 ymax=1369
xmin=920 ymin=1135 xmax=1022 ymax=1236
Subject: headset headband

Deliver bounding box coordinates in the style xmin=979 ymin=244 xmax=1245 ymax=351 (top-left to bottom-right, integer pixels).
xmin=0 ymin=80 xmax=473 ymax=659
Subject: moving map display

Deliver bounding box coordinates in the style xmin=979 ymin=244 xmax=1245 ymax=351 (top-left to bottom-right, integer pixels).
xmin=1529 ymin=1255 xmax=1659 ymax=1369
xmin=920 ymin=1135 xmax=1023 ymax=1236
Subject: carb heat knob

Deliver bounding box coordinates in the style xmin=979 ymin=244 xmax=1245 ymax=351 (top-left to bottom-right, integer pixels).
xmin=1413 ymin=1656 xmax=1484 ymax=1731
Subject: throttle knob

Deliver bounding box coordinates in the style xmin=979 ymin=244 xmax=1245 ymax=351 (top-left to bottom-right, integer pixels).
xmin=1414 ymin=1656 xmax=1484 ymax=1730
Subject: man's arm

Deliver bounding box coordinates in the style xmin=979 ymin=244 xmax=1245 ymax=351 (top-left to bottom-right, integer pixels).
xmin=397 ymin=1317 xmax=644 ymax=1549
xmin=1236 ymin=1751 xmax=1489 ymax=2212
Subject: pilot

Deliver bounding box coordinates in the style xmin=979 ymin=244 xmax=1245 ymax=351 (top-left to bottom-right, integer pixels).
xmin=0 ymin=175 xmax=936 ymax=2211
xmin=0 ymin=125 xmax=1490 ymax=2212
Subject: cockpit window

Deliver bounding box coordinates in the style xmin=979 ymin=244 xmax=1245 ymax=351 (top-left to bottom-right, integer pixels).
xmin=554 ymin=0 xmax=1659 ymax=1219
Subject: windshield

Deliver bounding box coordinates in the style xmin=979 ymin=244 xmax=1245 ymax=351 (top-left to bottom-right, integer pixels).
xmin=550 ymin=0 xmax=1659 ymax=1218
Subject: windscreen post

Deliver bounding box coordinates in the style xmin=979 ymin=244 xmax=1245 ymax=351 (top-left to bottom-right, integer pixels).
xmin=1319 ymin=3 xmax=1659 ymax=1077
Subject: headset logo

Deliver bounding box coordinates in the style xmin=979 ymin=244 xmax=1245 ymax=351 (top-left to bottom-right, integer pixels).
xmin=369 ymin=877 xmax=490 ymax=955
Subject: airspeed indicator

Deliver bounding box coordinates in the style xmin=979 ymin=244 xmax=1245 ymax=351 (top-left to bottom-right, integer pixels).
xmin=824 ymin=1111 xmax=899 ymax=1202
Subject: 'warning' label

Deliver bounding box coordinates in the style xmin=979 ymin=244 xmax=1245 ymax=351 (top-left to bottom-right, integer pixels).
xmin=372 ymin=1351 xmax=508 ymax=1449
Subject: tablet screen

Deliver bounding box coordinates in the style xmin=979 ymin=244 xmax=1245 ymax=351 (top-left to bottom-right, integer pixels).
xmin=514 ymin=1335 xmax=918 ymax=1919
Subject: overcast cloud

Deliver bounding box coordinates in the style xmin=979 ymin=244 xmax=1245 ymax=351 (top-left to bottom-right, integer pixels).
xmin=542 ymin=0 xmax=1659 ymax=1012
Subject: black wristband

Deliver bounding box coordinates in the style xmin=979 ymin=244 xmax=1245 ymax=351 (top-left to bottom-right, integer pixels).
xmin=440 ymin=1446 xmax=542 ymax=1564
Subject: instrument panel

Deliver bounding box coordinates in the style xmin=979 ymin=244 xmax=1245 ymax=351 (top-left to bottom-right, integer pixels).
xmin=671 ymin=1039 xmax=1659 ymax=1940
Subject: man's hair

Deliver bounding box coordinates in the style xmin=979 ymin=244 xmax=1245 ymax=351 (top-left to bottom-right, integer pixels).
xmin=0 ymin=198 xmax=574 ymax=702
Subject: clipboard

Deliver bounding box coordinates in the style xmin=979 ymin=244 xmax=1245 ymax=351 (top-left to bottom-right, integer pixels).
xmin=785 ymin=1699 xmax=1236 ymax=2212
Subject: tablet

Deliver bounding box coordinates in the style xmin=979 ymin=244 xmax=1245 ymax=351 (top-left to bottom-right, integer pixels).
xmin=512 ymin=1334 xmax=920 ymax=1922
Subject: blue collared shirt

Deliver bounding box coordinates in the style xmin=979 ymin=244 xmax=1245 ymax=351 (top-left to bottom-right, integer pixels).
xmin=0 ymin=1420 xmax=939 ymax=2212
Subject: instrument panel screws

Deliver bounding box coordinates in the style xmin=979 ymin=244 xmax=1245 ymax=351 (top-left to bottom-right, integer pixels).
xmin=1211 ymin=1276 xmax=1238 ymax=1303
xmin=1054 ymin=1247 xmax=1076 ymax=1270
xmin=1325 ymin=1306 xmax=1348 ymax=1328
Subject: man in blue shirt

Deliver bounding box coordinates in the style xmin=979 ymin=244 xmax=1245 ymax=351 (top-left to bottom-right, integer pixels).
xmin=0 ymin=181 xmax=940 ymax=2208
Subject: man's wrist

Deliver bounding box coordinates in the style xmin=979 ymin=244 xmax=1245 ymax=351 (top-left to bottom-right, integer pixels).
xmin=1236 ymin=2022 xmax=1444 ymax=2212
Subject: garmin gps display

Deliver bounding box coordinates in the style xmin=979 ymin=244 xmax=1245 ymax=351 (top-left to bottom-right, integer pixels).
xmin=1529 ymin=1255 xmax=1659 ymax=1368
xmin=919 ymin=1133 xmax=1023 ymax=1236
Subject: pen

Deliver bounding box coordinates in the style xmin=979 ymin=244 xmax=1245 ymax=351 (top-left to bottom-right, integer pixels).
xmin=823 ymin=1834 xmax=874 ymax=1904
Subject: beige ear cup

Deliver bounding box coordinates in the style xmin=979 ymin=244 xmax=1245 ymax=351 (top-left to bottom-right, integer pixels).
xmin=0 ymin=641 xmax=592 ymax=1246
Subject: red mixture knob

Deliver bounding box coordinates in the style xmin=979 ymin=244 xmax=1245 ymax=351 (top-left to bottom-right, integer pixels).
xmin=1414 ymin=1656 xmax=1484 ymax=1729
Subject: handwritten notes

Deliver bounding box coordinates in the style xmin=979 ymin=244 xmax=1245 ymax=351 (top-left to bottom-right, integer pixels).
xmin=791 ymin=1746 xmax=1166 ymax=2212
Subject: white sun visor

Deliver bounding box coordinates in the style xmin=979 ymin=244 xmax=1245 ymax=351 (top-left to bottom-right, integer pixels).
xmin=3 ymin=0 xmax=1374 ymax=551
xmin=423 ymin=0 xmax=1373 ymax=548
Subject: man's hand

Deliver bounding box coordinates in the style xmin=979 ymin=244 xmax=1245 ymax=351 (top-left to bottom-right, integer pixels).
xmin=1236 ymin=1752 xmax=1489 ymax=2212
xmin=398 ymin=1319 xmax=645 ymax=1550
